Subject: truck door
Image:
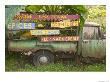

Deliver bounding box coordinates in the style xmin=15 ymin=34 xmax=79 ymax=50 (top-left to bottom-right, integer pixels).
xmin=82 ymin=26 xmax=106 ymax=59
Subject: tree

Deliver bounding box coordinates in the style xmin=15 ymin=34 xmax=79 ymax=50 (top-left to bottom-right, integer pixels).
xmin=25 ymin=5 xmax=87 ymax=28
xmin=86 ymin=5 xmax=106 ymax=32
xmin=5 ymin=5 xmax=25 ymax=24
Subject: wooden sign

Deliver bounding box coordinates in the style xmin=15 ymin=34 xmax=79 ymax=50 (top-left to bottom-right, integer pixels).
xmin=14 ymin=14 xmax=80 ymax=21
xmin=7 ymin=23 xmax=35 ymax=30
xmin=30 ymin=30 xmax=60 ymax=35
xmin=41 ymin=36 xmax=79 ymax=42
xmin=51 ymin=21 xmax=79 ymax=28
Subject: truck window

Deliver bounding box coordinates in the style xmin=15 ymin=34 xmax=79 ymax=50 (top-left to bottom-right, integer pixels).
xmin=83 ymin=27 xmax=99 ymax=40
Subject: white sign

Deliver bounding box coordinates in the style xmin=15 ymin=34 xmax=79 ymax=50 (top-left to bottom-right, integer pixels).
xmin=30 ymin=30 xmax=60 ymax=35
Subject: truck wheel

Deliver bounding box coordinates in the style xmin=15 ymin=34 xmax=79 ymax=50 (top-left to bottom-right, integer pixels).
xmin=33 ymin=50 xmax=54 ymax=66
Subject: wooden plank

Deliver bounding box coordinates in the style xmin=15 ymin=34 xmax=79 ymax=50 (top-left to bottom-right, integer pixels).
xmin=14 ymin=14 xmax=80 ymax=21
xmin=30 ymin=30 xmax=60 ymax=35
xmin=41 ymin=36 xmax=79 ymax=42
xmin=51 ymin=21 xmax=79 ymax=28
xmin=7 ymin=23 xmax=36 ymax=30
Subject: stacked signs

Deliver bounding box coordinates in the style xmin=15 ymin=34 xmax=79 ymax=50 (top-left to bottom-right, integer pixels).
xmin=10 ymin=13 xmax=80 ymax=42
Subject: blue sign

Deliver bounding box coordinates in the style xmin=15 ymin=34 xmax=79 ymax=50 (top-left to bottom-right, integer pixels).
xmin=7 ymin=23 xmax=36 ymax=30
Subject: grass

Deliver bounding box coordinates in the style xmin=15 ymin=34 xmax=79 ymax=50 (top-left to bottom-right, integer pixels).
xmin=5 ymin=53 xmax=106 ymax=72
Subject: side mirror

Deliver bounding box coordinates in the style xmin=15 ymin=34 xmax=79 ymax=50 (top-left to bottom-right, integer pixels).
xmin=102 ymin=34 xmax=106 ymax=39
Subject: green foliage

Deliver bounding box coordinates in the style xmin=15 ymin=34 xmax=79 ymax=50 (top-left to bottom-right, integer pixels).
xmin=86 ymin=5 xmax=106 ymax=32
xmin=25 ymin=5 xmax=87 ymax=28
xmin=87 ymin=5 xmax=106 ymax=19
xmin=5 ymin=53 xmax=106 ymax=72
xmin=25 ymin=5 xmax=42 ymax=13
xmin=5 ymin=5 xmax=25 ymax=24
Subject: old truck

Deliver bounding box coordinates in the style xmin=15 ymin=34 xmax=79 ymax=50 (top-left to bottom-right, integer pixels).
xmin=6 ymin=21 xmax=106 ymax=66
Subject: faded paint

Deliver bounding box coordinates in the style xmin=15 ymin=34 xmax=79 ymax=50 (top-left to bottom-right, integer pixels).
xmin=82 ymin=40 xmax=106 ymax=58
xmin=82 ymin=22 xmax=106 ymax=59
xmin=8 ymin=40 xmax=77 ymax=52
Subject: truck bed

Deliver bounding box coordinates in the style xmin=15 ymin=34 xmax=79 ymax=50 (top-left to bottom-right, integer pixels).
xmin=8 ymin=39 xmax=77 ymax=52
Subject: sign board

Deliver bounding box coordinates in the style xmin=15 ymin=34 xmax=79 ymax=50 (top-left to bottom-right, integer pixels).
xmin=51 ymin=21 xmax=79 ymax=28
xmin=41 ymin=36 xmax=79 ymax=42
xmin=30 ymin=30 xmax=60 ymax=35
xmin=7 ymin=23 xmax=35 ymax=30
xmin=14 ymin=14 xmax=80 ymax=21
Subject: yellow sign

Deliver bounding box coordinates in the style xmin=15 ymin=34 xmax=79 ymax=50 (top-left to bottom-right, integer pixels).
xmin=51 ymin=21 xmax=79 ymax=28
xmin=30 ymin=30 xmax=60 ymax=35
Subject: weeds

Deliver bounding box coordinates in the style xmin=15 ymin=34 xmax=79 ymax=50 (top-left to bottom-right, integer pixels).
xmin=5 ymin=53 xmax=106 ymax=72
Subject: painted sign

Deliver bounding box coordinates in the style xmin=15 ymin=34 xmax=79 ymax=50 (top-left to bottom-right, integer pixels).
xmin=13 ymin=14 xmax=32 ymax=20
xmin=51 ymin=21 xmax=79 ymax=28
xmin=7 ymin=23 xmax=36 ymax=30
xmin=30 ymin=30 xmax=60 ymax=35
xmin=41 ymin=36 xmax=79 ymax=42
xmin=14 ymin=14 xmax=80 ymax=21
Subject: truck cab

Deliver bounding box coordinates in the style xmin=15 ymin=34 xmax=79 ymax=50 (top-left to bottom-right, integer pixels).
xmin=82 ymin=22 xmax=106 ymax=59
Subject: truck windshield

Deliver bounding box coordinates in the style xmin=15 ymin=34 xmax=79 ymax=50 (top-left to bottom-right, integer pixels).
xmin=83 ymin=26 xmax=99 ymax=40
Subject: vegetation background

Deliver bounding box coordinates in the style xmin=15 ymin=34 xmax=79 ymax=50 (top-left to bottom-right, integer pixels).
xmin=5 ymin=5 xmax=106 ymax=72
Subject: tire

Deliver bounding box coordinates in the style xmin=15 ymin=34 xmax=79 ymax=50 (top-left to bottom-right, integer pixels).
xmin=33 ymin=50 xmax=54 ymax=66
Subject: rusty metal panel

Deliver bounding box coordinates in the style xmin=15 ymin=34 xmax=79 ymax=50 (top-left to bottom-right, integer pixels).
xmin=82 ymin=39 xmax=106 ymax=58
xmin=36 ymin=41 xmax=77 ymax=52
xmin=8 ymin=40 xmax=37 ymax=48
xmin=8 ymin=40 xmax=77 ymax=52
